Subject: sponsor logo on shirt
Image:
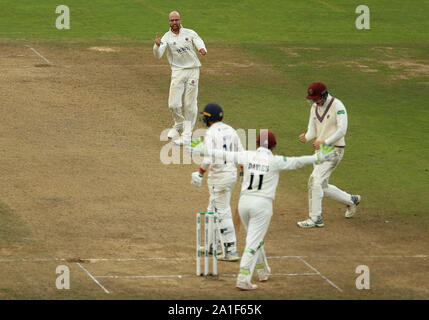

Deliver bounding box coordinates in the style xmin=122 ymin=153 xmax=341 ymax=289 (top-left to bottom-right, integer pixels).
xmin=176 ymin=46 xmax=191 ymax=54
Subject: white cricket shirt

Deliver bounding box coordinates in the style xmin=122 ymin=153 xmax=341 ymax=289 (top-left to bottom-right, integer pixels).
xmin=153 ymin=26 xmax=207 ymax=71
xmin=201 ymin=122 xmax=244 ymax=185
xmin=305 ymin=94 xmax=348 ymax=147
xmin=210 ymin=147 xmax=318 ymax=201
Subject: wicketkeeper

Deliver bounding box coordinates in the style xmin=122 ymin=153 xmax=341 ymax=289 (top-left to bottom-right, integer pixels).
xmin=188 ymin=130 xmax=338 ymax=290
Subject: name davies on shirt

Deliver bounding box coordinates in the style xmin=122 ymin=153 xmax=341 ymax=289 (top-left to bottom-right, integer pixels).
xmin=247 ymin=162 xmax=270 ymax=173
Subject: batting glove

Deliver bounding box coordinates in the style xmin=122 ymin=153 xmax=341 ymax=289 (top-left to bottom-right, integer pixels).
xmin=191 ymin=171 xmax=203 ymax=187
xmin=315 ymin=144 xmax=337 ymax=164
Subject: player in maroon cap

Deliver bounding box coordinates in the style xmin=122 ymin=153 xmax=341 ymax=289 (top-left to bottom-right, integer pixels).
xmin=188 ymin=129 xmax=337 ymax=290
xmin=297 ymin=81 xmax=361 ymax=228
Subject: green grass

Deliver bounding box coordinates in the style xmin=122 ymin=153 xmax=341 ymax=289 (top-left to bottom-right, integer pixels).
xmin=1 ymin=1 xmax=429 ymax=45
xmin=1 ymin=0 xmax=428 ymax=221
xmin=210 ymin=43 xmax=429 ymax=219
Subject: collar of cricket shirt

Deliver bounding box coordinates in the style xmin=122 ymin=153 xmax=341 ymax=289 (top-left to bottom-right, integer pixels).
xmin=315 ymin=94 xmax=335 ymax=123
xmin=257 ymin=146 xmax=273 ymax=155
xmin=209 ymin=122 xmax=223 ymax=130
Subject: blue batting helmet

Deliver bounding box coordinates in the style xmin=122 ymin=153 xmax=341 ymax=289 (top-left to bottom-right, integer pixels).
xmin=201 ymin=103 xmax=223 ymax=126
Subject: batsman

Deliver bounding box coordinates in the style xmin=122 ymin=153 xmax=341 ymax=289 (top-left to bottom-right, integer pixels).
xmin=190 ymin=103 xmax=244 ymax=261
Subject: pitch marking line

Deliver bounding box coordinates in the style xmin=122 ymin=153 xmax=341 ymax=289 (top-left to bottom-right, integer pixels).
xmin=95 ymin=272 xmax=318 ymax=279
xmin=0 ymin=258 xmax=66 ymax=262
xmin=298 ymin=257 xmax=343 ymax=293
xmin=24 ymin=45 xmax=52 ymax=64
xmin=76 ymin=262 xmax=110 ymax=294
xmin=97 ymin=275 xmax=186 ymax=279
xmin=219 ymin=273 xmax=318 ymax=278
xmin=0 ymin=255 xmax=427 ymax=263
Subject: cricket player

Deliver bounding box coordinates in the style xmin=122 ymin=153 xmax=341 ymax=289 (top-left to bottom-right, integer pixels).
xmin=153 ymin=11 xmax=207 ymax=146
xmin=297 ymin=81 xmax=361 ymax=228
xmin=190 ymin=103 xmax=244 ymax=261
xmin=188 ymin=130 xmax=337 ymax=290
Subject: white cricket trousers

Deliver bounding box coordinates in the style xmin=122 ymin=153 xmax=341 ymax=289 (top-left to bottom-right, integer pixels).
xmin=207 ymin=181 xmax=237 ymax=253
xmin=168 ymin=67 xmax=199 ymax=139
xmin=308 ymin=148 xmax=354 ymax=219
xmin=237 ymin=194 xmax=272 ymax=283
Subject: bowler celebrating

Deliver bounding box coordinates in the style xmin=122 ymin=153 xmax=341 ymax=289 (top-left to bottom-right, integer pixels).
xmin=153 ymin=11 xmax=207 ymax=145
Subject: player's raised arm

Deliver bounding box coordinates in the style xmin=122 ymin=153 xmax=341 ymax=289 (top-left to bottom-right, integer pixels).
xmin=153 ymin=33 xmax=167 ymax=59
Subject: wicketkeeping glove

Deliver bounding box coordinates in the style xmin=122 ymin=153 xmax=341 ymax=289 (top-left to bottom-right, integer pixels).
xmin=190 ymin=137 xmax=203 ymax=148
xmin=191 ymin=171 xmax=203 ymax=187
xmin=315 ymin=144 xmax=338 ymax=164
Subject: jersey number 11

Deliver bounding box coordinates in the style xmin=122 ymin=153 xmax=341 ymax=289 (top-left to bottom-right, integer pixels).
xmin=247 ymin=174 xmax=264 ymax=190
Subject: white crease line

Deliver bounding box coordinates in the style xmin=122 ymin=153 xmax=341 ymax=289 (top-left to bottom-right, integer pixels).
xmin=97 ymin=275 xmax=186 ymax=279
xmin=268 ymin=256 xmax=304 ymax=259
xmin=271 ymin=273 xmax=318 ymax=277
xmin=298 ymin=257 xmax=343 ymax=293
xmin=219 ymin=273 xmax=318 ymax=278
xmin=95 ymin=272 xmax=318 ymax=279
xmin=76 ymin=262 xmax=110 ymax=294
xmin=269 ymin=255 xmax=429 ymax=259
xmin=24 ymin=45 xmax=52 ymax=64
xmin=82 ymin=257 xmax=188 ymax=262
xmin=0 ymin=258 xmax=66 ymax=262
xmin=0 ymin=255 xmax=427 ymax=263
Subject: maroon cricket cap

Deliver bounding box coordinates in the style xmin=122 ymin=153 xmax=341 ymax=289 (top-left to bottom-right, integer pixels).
xmin=257 ymin=130 xmax=277 ymax=149
xmin=306 ymin=81 xmax=327 ymax=100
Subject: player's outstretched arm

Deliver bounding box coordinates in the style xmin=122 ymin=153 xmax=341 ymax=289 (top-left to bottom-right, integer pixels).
xmin=186 ymin=140 xmax=245 ymax=165
xmin=276 ymin=145 xmax=338 ymax=171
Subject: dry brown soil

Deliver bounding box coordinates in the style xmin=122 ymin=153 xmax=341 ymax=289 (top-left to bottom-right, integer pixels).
xmin=0 ymin=43 xmax=427 ymax=299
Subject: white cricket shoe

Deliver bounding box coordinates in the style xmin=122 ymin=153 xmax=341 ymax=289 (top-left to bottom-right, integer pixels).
xmin=218 ymin=251 xmax=240 ymax=262
xmin=256 ymin=265 xmax=271 ymax=282
xmin=345 ymin=195 xmax=361 ymax=218
xmin=236 ymin=274 xmax=258 ymax=291
xmin=297 ymin=216 xmax=324 ymax=228
xmin=173 ymin=135 xmax=191 ymax=146
xmin=236 ymin=281 xmax=258 ymax=291
xmin=167 ymin=127 xmax=181 ymax=139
